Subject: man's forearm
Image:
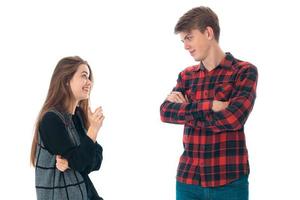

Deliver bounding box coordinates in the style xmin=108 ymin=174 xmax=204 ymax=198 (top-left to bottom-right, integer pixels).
xmin=160 ymin=99 xmax=212 ymax=124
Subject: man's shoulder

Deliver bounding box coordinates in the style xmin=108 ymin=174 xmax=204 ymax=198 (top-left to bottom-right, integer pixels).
xmin=233 ymin=58 xmax=257 ymax=74
xmin=180 ymin=64 xmax=200 ymax=75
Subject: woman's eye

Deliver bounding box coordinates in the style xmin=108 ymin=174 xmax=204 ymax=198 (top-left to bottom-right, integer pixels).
xmin=82 ymin=75 xmax=88 ymax=79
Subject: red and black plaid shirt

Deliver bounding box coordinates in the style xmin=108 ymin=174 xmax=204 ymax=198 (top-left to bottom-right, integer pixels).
xmin=160 ymin=53 xmax=257 ymax=187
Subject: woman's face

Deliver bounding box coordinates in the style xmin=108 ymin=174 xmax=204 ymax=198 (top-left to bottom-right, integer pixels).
xmin=69 ymin=64 xmax=92 ymax=102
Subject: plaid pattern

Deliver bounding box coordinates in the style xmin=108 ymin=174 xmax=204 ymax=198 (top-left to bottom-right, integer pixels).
xmin=160 ymin=53 xmax=257 ymax=187
xmin=35 ymin=109 xmax=88 ymax=200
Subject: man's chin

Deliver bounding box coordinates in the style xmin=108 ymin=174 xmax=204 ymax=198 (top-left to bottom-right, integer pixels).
xmin=193 ymin=57 xmax=201 ymax=62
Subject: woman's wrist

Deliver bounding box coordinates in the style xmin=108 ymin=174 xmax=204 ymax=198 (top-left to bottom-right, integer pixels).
xmin=87 ymin=127 xmax=97 ymax=142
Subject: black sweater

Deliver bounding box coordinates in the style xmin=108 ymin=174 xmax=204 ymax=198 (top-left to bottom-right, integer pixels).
xmin=39 ymin=109 xmax=103 ymax=200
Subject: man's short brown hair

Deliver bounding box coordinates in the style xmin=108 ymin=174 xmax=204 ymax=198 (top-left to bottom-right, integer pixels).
xmin=174 ymin=6 xmax=220 ymax=42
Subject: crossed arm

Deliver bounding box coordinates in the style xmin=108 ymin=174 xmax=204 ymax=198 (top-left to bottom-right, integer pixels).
xmin=160 ymin=66 xmax=257 ymax=132
xmin=40 ymin=111 xmax=103 ymax=173
xmin=166 ymin=91 xmax=229 ymax=112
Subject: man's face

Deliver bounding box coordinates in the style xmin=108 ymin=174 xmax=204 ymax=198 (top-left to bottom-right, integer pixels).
xmin=179 ymin=29 xmax=210 ymax=62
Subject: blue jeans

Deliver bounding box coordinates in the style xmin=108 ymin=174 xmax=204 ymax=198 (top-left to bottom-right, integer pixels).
xmin=176 ymin=176 xmax=249 ymax=200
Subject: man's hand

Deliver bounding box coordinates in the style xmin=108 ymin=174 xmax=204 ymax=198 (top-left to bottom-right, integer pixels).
xmin=56 ymin=155 xmax=69 ymax=172
xmin=166 ymin=91 xmax=189 ymax=103
xmin=212 ymin=100 xmax=229 ymax=112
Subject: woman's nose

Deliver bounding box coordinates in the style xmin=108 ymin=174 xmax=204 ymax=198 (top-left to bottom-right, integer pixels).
xmin=86 ymin=79 xmax=92 ymax=86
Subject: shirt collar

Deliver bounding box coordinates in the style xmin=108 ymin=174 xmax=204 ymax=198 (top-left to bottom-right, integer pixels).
xmin=196 ymin=52 xmax=235 ymax=72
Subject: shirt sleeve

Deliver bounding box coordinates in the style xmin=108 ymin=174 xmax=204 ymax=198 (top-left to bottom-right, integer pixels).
xmin=190 ymin=64 xmax=258 ymax=132
xmin=39 ymin=112 xmax=97 ymax=173
xmin=160 ymin=71 xmax=212 ymax=124
xmin=82 ymin=142 xmax=103 ymax=175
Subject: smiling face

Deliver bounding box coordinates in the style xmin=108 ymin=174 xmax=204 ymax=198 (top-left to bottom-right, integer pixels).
xmin=179 ymin=28 xmax=212 ymax=62
xmin=69 ymin=64 xmax=92 ymax=102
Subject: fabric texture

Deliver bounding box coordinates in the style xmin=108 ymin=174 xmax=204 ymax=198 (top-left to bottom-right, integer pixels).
xmin=176 ymin=175 xmax=249 ymax=200
xmin=35 ymin=108 xmax=103 ymax=200
xmin=160 ymin=53 xmax=257 ymax=187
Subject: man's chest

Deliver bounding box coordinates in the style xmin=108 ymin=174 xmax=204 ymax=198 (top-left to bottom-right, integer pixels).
xmin=184 ymin=71 xmax=236 ymax=101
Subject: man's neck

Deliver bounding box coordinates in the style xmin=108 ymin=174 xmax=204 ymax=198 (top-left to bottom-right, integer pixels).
xmin=202 ymin=44 xmax=225 ymax=71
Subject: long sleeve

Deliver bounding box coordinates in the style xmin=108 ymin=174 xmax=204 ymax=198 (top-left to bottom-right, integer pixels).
xmin=73 ymin=109 xmax=103 ymax=174
xmin=160 ymin=101 xmax=212 ymax=124
xmin=82 ymin=142 xmax=103 ymax=175
xmin=191 ymin=65 xmax=258 ymax=132
xmin=39 ymin=112 xmax=98 ymax=173
xmin=160 ymin=63 xmax=258 ymax=133
xmin=92 ymin=143 xmax=103 ymax=171
xmin=160 ymin=70 xmax=212 ymax=124
xmin=164 ymin=53 xmax=255 ymax=187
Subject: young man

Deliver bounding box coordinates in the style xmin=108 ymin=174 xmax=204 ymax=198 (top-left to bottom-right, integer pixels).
xmin=160 ymin=6 xmax=257 ymax=200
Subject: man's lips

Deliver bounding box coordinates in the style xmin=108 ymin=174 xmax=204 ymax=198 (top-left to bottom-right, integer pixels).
xmin=189 ymin=50 xmax=195 ymax=55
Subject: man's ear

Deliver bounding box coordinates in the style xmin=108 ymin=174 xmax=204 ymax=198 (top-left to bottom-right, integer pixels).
xmin=206 ymin=26 xmax=215 ymax=41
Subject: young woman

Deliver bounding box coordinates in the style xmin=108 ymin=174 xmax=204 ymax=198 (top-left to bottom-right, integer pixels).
xmin=30 ymin=56 xmax=104 ymax=200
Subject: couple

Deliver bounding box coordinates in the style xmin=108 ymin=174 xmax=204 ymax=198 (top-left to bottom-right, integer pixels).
xmin=30 ymin=6 xmax=257 ymax=200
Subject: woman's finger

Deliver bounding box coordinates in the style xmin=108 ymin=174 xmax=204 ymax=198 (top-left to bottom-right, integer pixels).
xmin=94 ymin=107 xmax=102 ymax=116
xmin=94 ymin=106 xmax=102 ymax=113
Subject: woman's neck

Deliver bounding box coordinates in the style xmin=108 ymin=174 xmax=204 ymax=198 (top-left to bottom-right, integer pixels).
xmin=68 ymin=100 xmax=78 ymax=114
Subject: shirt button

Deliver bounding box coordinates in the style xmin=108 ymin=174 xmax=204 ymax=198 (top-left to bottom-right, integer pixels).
xmin=204 ymin=91 xmax=208 ymax=97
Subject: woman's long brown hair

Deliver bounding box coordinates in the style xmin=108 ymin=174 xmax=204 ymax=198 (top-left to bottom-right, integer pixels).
xmin=30 ymin=56 xmax=93 ymax=166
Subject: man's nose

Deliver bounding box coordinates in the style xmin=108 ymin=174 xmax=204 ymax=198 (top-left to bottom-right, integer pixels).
xmin=184 ymin=42 xmax=190 ymax=50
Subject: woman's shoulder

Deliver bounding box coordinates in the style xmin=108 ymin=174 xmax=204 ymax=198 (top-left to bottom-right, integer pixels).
xmin=40 ymin=109 xmax=66 ymax=128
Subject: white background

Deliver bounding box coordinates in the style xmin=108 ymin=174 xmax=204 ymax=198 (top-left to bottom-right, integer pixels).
xmin=1 ymin=0 xmax=299 ymax=199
